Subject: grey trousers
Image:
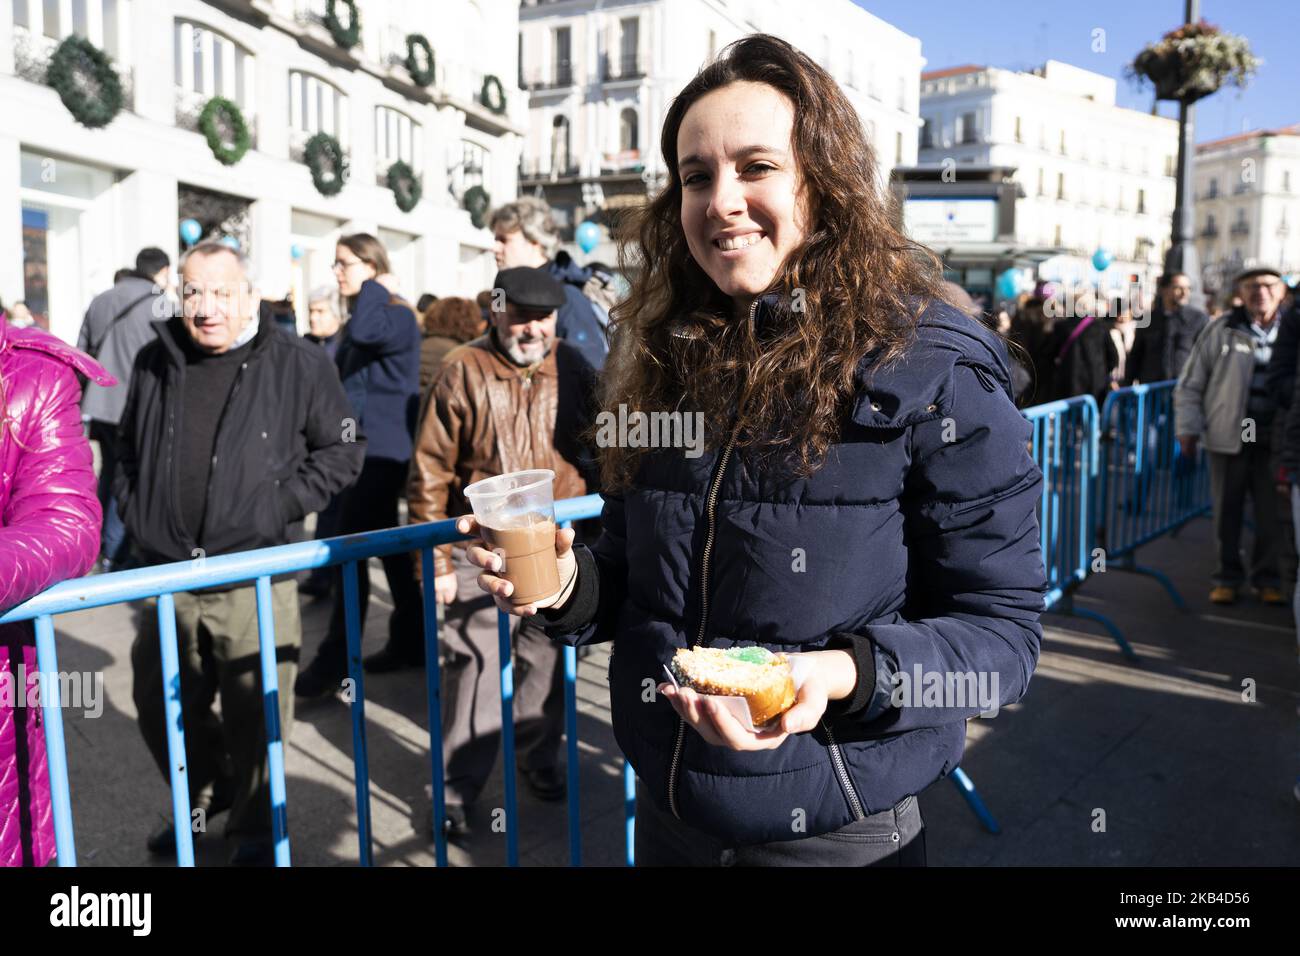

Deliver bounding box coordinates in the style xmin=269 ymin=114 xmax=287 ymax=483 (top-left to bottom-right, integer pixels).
xmin=131 ymin=580 xmax=300 ymax=841
xmin=633 ymin=780 xmax=926 ymax=867
xmin=439 ymin=550 xmax=565 ymax=806
xmin=1208 ymin=444 xmax=1281 ymax=589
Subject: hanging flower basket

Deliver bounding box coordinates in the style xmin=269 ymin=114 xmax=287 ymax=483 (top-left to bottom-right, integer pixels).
xmin=405 ymin=34 xmax=435 ymax=87
xmin=325 ymin=0 xmax=361 ymax=51
xmin=304 ymin=132 xmax=348 ymax=196
xmin=1128 ymin=19 xmax=1259 ymax=104
xmin=387 ymin=160 xmax=422 ymax=213
xmin=46 ymin=35 xmax=124 ymax=129
xmin=479 ymin=75 xmax=506 ymax=115
xmin=198 ymin=97 xmax=251 ymax=166
xmin=463 ymin=185 xmax=491 ymax=229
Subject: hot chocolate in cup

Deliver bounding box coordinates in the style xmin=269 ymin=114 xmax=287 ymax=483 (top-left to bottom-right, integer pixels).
xmin=463 ymin=469 xmax=560 ymax=605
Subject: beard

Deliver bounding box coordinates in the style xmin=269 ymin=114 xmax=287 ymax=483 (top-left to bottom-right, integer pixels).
xmin=501 ymin=334 xmax=550 ymax=365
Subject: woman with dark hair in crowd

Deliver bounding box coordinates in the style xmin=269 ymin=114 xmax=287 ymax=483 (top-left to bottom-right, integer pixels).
xmin=457 ymin=34 xmax=1046 ymax=866
xmin=419 ymin=296 xmax=483 ymax=396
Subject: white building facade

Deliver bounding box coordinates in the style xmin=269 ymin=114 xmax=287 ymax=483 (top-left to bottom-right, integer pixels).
xmin=917 ymin=60 xmax=1179 ymax=293
xmin=1193 ymin=124 xmax=1300 ymax=300
xmin=517 ymin=0 xmax=923 ymax=260
xmin=1 ymin=0 xmax=524 ymax=345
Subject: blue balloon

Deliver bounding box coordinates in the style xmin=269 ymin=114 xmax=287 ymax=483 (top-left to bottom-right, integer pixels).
xmin=291 ymin=243 xmax=304 ymax=261
xmin=1091 ymin=248 xmax=1112 ymax=272
xmin=180 ymin=218 xmax=202 ymax=245
xmin=575 ymin=221 xmax=600 ymax=254
xmin=995 ymin=268 xmax=1020 ymax=301
xmin=219 ymin=236 xmax=240 ymax=250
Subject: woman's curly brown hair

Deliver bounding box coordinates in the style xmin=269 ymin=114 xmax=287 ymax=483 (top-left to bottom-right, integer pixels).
xmin=422 ymin=296 xmax=483 ymax=343
xmin=600 ymin=33 xmax=947 ymax=490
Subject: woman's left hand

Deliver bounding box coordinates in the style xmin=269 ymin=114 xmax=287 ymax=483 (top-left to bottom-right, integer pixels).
xmin=656 ymin=649 xmax=856 ymax=751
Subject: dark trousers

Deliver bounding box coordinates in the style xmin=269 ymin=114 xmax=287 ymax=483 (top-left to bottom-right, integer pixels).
xmin=440 ymin=550 xmax=565 ymax=806
xmin=1208 ymin=443 xmax=1281 ymax=589
xmin=131 ymin=581 xmax=300 ymax=841
xmin=633 ymin=781 xmax=927 ymax=867
xmin=89 ymin=419 xmax=128 ymax=565
xmin=313 ymin=458 xmax=424 ymax=669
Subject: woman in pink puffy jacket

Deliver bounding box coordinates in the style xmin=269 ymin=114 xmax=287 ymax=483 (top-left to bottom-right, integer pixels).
xmin=0 ymin=311 xmax=113 ymax=866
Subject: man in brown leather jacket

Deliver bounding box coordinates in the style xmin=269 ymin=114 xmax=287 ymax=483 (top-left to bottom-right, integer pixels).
xmin=408 ymin=267 xmax=598 ymax=833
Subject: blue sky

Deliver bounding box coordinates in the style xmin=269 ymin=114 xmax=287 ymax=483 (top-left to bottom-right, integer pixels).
xmin=855 ymin=0 xmax=1297 ymax=142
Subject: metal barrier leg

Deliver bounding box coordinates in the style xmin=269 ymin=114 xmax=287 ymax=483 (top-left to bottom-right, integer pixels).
xmin=34 ymin=614 xmax=76 ymax=867
xmin=254 ymin=576 xmax=291 ymax=867
xmin=420 ymin=549 xmax=448 ymax=868
xmin=1113 ymin=555 xmax=1190 ymax=610
xmin=564 ymin=643 xmax=581 ymax=866
xmin=624 ymin=760 xmax=636 ymax=867
xmin=342 ymin=561 xmax=374 ymax=866
xmin=156 ymin=592 xmax=196 ymax=866
xmin=1056 ymin=593 xmax=1140 ymax=662
xmin=950 ymin=765 xmax=1000 ymax=835
xmin=498 ymin=608 xmax=520 ymax=867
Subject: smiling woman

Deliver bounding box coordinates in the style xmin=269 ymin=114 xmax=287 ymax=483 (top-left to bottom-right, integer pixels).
xmin=461 ymin=33 xmax=1048 ymax=867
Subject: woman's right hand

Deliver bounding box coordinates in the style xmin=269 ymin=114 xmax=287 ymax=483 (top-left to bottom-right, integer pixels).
xmin=456 ymin=514 xmax=578 ymax=618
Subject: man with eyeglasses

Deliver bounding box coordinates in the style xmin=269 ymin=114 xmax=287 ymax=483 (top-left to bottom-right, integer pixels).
xmin=1175 ymin=266 xmax=1289 ymax=606
xmin=115 ymin=240 xmax=364 ymax=864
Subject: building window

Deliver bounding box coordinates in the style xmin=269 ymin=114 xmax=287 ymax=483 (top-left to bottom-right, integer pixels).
xmin=1056 ymin=172 xmax=1065 ymax=200
xmin=1053 ymin=223 xmax=1062 ymax=247
xmin=618 ymin=17 xmax=639 ymax=77
xmin=1037 ymin=168 xmax=1045 ymax=197
xmin=462 ymin=141 xmax=489 ymax=190
xmin=553 ymin=25 xmax=571 ymax=86
xmin=174 ymin=20 xmax=255 ymax=119
xmin=895 ymin=131 xmax=902 ymax=167
xmin=1014 ymin=116 xmax=1022 ymax=143
xmin=896 ymin=77 xmax=906 ymax=111
xmin=15 ymin=0 xmax=126 ymax=56
xmin=707 ymin=29 xmax=716 ymax=60
xmin=551 ymin=114 xmax=571 ymax=173
xmin=1137 ymin=188 xmax=1146 ymax=214
xmin=960 ymin=111 xmax=977 ymax=144
xmin=619 ymin=107 xmax=638 ymax=153
xmin=1284 ymin=170 xmax=1292 ymax=193
xmin=288 ymin=70 xmax=348 ymax=149
xmin=920 ymin=118 xmax=934 ymax=149
xmin=1208 ymin=177 xmax=1219 ymax=198
xmin=1117 ymin=185 xmax=1126 ymax=210
xmin=375 ymin=106 xmax=419 ymax=170
xmin=1165 ymin=154 xmax=1175 ymax=177
xmin=1059 ymin=129 xmax=1066 ymax=155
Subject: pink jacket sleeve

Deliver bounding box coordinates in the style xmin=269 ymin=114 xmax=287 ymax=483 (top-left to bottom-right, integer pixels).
xmin=0 ymin=361 xmax=102 ymax=613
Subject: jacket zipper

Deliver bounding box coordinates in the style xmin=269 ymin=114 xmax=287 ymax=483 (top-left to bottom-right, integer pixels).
xmin=198 ymin=361 xmax=248 ymax=545
xmin=666 ymin=300 xmax=758 ymax=820
xmin=667 ymin=428 xmax=737 ymax=820
xmin=822 ymin=720 xmax=867 ymax=820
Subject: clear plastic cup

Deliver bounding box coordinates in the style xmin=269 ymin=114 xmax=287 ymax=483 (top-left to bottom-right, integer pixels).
xmin=463 ymin=469 xmax=559 ymax=605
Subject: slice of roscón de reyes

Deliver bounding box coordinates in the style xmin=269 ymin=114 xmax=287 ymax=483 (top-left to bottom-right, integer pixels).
xmin=669 ymin=645 xmax=797 ymax=727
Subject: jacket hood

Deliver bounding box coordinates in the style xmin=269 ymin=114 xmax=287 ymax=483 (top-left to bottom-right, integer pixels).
xmin=548 ymin=251 xmax=592 ymax=287
xmin=0 ymin=318 xmax=115 ymax=386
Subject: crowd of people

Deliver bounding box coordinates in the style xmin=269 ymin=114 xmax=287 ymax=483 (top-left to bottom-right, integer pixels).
xmin=0 ymin=32 xmax=1294 ymax=869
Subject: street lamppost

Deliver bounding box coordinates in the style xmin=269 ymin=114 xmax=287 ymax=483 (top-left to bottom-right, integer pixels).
xmin=1163 ymin=0 xmax=1203 ymax=310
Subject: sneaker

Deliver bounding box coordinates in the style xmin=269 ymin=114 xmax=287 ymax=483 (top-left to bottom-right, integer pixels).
xmin=1253 ymin=586 xmax=1287 ymax=606
xmin=522 ymin=766 xmax=567 ymax=802
xmin=1208 ymin=586 xmax=1237 ymax=605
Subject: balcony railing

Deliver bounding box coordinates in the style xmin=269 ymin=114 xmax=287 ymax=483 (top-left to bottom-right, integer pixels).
xmin=1230 ymin=221 xmax=1250 ymax=236
xmin=524 ymin=62 xmax=575 ymax=90
xmin=1201 ymin=224 xmax=1219 ymax=238
xmin=519 ymin=159 xmax=580 ymax=180
xmin=13 ymin=25 xmax=135 ymax=111
xmin=602 ymin=54 xmax=643 ymax=81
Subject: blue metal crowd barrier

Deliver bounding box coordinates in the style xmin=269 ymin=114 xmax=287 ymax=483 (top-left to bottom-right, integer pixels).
xmin=1021 ymin=395 xmax=1137 ymax=657
xmin=1095 ymin=381 xmax=1212 ymax=609
xmin=4 ymin=492 xmax=1001 ymax=866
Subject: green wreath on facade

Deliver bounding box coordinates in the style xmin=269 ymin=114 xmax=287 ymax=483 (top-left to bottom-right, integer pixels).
xmin=324 ymin=0 xmax=361 ymax=50
xmin=46 ymin=34 xmax=124 ymax=129
xmin=304 ymin=132 xmax=348 ymax=196
xmin=479 ymin=75 xmax=506 ymax=115
xmin=405 ymin=34 xmax=435 ymax=87
xmin=387 ymin=160 xmax=421 ymax=213
xmin=463 ymin=185 xmax=491 ymax=229
xmin=198 ymin=97 xmax=251 ymax=166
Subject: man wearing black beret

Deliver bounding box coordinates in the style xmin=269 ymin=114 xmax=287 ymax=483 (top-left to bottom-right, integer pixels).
xmin=408 ymin=266 xmax=599 ymax=835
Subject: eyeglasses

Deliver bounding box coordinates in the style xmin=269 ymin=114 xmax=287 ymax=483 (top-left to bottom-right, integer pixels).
xmin=332 ymin=258 xmax=364 ymax=271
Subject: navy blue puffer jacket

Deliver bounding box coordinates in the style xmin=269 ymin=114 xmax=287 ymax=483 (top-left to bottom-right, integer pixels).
xmin=543 ymin=295 xmax=1046 ymax=846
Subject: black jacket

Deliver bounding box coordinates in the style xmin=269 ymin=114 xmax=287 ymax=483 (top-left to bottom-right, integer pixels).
xmin=1125 ymin=301 xmax=1209 ymax=385
xmin=115 ymin=316 xmax=366 ymax=568
xmin=1265 ymin=305 xmax=1300 ymax=411
xmin=1043 ymin=315 xmax=1116 ymax=406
